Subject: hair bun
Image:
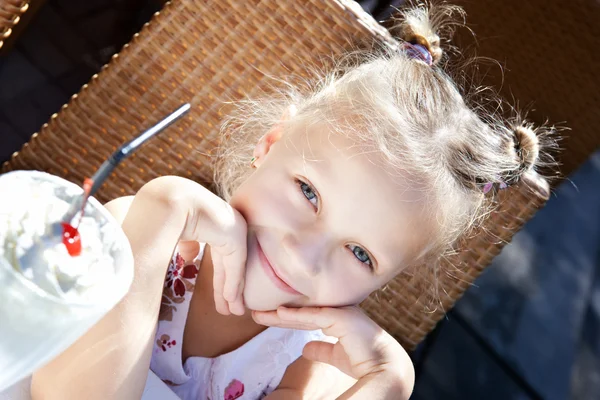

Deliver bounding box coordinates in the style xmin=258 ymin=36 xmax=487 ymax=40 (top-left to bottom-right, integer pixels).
xmin=397 ymin=9 xmax=443 ymax=64
xmin=392 ymin=2 xmax=466 ymax=65
xmin=513 ymin=125 xmax=540 ymax=170
xmin=400 ymin=23 xmax=443 ymax=64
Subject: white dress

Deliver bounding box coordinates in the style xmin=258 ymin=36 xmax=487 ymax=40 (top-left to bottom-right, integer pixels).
xmin=150 ymin=244 xmax=331 ymax=400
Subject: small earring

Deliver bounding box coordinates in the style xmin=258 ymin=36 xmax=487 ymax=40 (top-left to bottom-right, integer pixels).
xmin=250 ymin=157 xmax=257 ymax=168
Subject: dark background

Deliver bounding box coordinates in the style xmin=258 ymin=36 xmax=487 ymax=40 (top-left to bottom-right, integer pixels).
xmin=1 ymin=1 xmax=599 ymax=399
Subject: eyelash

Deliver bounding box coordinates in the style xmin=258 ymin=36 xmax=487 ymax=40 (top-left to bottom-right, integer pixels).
xmin=347 ymin=244 xmax=373 ymax=270
xmin=295 ymin=178 xmax=374 ymax=272
xmin=296 ymin=178 xmax=319 ymax=209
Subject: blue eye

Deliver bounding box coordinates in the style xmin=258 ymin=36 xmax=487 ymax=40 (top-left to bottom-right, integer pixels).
xmin=297 ymin=179 xmax=319 ymax=208
xmin=348 ymin=244 xmax=373 ymax=268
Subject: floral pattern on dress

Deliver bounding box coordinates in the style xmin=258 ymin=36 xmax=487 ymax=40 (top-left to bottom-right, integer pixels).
xmin=157 ymin=333 xmax=177 ymax=352
xmin=224 ymin=379 xmax=244 ymax=400
xmin=159 ymin=252 xmax=199 ymax=322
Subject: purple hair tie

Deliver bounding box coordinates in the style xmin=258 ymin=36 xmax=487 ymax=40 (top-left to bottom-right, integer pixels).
xmin=483 ymin=178 xmax=508 ymax=194
xmin=402 ymin=42 xmax=433 ymax=66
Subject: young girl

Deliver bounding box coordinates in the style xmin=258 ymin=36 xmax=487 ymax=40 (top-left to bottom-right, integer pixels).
xmin=30 ymin=2 xmax=555 ymax=399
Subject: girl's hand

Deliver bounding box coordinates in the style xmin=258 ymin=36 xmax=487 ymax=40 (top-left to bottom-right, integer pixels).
xmin=180 ymin=190 xmax=248 ymax=316
xmin=143 ymin=176 xmax=248 ymax=316
xmin=204 ymin=206 xmax=247 ymax=316
xmin=253 ymin=306 xmax=414 ymax=399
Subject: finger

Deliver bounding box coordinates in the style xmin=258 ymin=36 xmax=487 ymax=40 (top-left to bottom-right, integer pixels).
xmin=236 ymin=277 xmax=245 ymax=304
xmin=214 ymin=288 xmax=230 ymax=315
xmin=229 ymin=302 xmax=245 ymax=316
xmin=252 ymin=310 xmax=319 ymax=331
xmin=212 ymin=255 xmax=230 ymax=315
xmin=302 ymin=341 xmax=336 ymax=365
xmin=228 ymin=296 xmax=245 ymax=316
xmin=273 ymin=322 xmax=317 ymax=330
xmin=278 ymin=306 xmax=377 ymax=341
xmin=214 ymin=294 xmax=230 ymax=315
xmin=222 ymin=249 xmax=246 ymax=303
xmin=276 ymin=307 xmax=349 ymax=336
xmin=221 ymin=264 xmax=238 ymax=303
xmin=254 ymin=308 xmax=334 ymax=331
xmin=252 ymin=310 xmax=281 ymax=325
xmin=254 ymin=319 xmax=317 ymax=331
xmin=229 ymin=279 xmax=246 ymax=316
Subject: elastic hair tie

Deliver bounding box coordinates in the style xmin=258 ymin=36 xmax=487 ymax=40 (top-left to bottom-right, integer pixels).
xmin=483 ymin=178 xmax=508 ymax=194
xmin=402 ymin=42 xmax=433 ymax=66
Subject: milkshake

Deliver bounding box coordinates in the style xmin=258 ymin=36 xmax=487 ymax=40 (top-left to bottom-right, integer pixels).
xmin=0 ymin=170 xmax=134 ymax=391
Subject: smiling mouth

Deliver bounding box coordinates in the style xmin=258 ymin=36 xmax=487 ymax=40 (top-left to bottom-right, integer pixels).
xmin=256 ymin=239 xmax=301 ymax=296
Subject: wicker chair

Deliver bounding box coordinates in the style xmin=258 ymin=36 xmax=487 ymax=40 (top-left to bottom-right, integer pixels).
xmin=1 ymin=0 xmax=550 ymax=350
xmin=0 ymin=0 xmax=29 ymax=49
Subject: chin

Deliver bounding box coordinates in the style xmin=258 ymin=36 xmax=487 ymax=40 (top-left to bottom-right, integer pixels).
xmin=243 ymin=295 xmax=284 ymax=312
xmin=243 ymin=251 xmax=292 ymax=311
xmin=242 ymin=281 xmax=286 ymax=311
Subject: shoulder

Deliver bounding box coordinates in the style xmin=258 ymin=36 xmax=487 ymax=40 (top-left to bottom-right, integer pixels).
xmin=271 ymin=356 xmax=355 ymax=400
xmin=104 ymin=195 xmax=135 ymax=224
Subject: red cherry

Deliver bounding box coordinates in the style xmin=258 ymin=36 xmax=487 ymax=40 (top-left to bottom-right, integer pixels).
xmin=61 ymin=222 xmax=82 ymax=257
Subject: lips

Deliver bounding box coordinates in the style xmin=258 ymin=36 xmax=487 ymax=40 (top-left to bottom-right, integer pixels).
xmin=256 ymin=239 xmax=301 ymax=296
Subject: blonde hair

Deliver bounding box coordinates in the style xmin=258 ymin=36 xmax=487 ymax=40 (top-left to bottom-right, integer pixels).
xmin=214 ymin=1 xmax=558 ymax=270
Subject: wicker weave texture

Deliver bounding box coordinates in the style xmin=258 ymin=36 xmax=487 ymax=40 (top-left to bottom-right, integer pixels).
xmin=0 ymin=0 xmax=29 ymax=49
xmin=452 ymin=0 xmax=600 ymax=178
xmin=2 ymin=0 xmax=549 ymax=349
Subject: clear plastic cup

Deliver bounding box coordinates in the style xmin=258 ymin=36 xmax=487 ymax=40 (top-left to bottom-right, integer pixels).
xmin=0 ymin=171 xmax=134 ymax=391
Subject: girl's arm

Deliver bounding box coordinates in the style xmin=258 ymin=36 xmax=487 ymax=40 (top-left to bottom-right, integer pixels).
xmin=31 ymin=176 xmax=246 ymax=400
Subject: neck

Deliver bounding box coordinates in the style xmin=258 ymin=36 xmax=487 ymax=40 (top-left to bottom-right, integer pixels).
xmin=182 ymin=245 xmax=266 ymax=360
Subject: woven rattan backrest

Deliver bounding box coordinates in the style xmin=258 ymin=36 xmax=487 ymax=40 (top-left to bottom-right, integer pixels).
xmin=1 ymin=0 xmax=549 ymax=349
xmin=0 ymin=0 xmax=29 ymax=49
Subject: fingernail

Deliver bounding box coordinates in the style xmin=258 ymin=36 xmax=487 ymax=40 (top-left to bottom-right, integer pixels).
xmin=216 ymin=302 xmax=230 ymax=315
xmin=233 ymin=303 xmax=245 ymax=316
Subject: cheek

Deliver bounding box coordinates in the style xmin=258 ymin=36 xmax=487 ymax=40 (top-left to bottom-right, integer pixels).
xmin=230 ymin=176 xmax=271 ymax=218
xmin=233 ymin=175 xmax=294 ymax=226
xmin=310 ymin=270 xmax=375 ymax=307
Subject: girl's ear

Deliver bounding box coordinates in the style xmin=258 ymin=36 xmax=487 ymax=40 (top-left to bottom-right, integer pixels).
xmin=252 ymin=105 xmax=297 ymax=168
xmin=252 ymin=123 xmax=284 ymax=168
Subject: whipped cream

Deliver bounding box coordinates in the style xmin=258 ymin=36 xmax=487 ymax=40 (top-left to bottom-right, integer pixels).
xmin=0 ymin=171 xmax=119 ymax=303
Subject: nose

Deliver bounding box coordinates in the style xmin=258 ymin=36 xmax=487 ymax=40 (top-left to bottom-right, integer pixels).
xmin=281 ymin=227 xmax=328 ymax=277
